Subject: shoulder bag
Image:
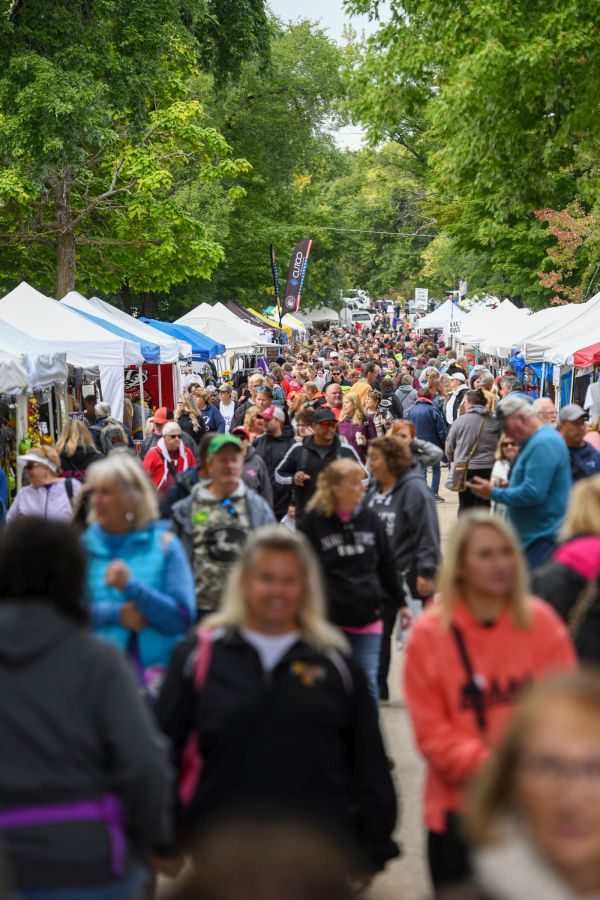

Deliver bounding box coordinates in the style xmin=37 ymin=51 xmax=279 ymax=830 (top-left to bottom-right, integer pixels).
xmin=446 ymin=415 xmax=489 ymax=493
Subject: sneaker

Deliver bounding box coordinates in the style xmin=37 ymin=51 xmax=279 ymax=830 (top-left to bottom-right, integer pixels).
xmin=434 ymin=494 xmax=445 ymax=502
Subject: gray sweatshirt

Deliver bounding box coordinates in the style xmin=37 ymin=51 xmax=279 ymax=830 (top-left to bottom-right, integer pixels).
xmin=445 ymin=405 xmax=500 ymax=470
xmin=0 ymin=602 xmax=173 ymax=891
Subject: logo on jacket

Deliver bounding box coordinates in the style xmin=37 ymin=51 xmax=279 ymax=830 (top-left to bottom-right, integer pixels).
xmin=291 ymin=661 xmax=327 ymax=687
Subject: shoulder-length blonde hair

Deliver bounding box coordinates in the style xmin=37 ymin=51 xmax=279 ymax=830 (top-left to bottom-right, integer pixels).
xmin=562 ymin=473 xmax=600 ymax=539
xmin=466 ymin=670 xmax=600 ymax=845
xmin=175 ymin=392 xmax=201 ymax=430
xmin=307 ymin=458 xmax=365 ymax=517
xmin=340 ymin=393 xmax=365 ymax=425
xmin=204 ymin=526 xmax=349 ymax=653
xmin=55 ymin=418 xmax=97 ymax=457
xmin=437 ymin=511 xmax=530 ymax=628
xmin=85 ymin=453 xmax=159 ymax=529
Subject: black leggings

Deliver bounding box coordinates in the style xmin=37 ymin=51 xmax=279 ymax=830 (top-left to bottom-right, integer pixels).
xmin=427 ymin=815 xmax=471 ymax=888
xmin=458 ymin=467 xmax=493 ymax=514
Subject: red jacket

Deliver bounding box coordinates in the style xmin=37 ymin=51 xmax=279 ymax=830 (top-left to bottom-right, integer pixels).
xmin=143 ymin=444 xmax=196 ymax=494
xmin=404 ymin=598 xmax=576 ymax=832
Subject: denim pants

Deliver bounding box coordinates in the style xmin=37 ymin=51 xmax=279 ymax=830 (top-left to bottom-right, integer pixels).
xmin=345 ymin=631 xmax=382 ymax=705
xmin=422 ymin=463 xmax=441 ymax=495
xmin=525 ymin=536 xmax=556 ymax=573
xmin=18 ymin=868 xmax=150 ymax=900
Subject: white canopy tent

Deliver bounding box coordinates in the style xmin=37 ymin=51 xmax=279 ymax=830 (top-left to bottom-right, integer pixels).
xmin=178 ymin=302 xmax=272 ymax=345
xmin=415 ymin=299 xmax=466 ymax=334
xmin=457 ymin=299 xmax=529 ymax=348
xmin=479 ymin=304 xmax=577 ymax=359
xmin=178 ymin=316 xmax=263 ymax=354
xmin=306 ymin=307 xmax=340 ymax=324
xmin=521 ymin=292 xmax=600 ymax=363
xmin=0 ymin=350 xmax=29 ymax=395
xmin=0 ymin=320 xmax=68 ymax=390
xmin=0 ymin=282 xmax=143 ymax=420
xmin=62 ymin=291 xmax=186 ymax=362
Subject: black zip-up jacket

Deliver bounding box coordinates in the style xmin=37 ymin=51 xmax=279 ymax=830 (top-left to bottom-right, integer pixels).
xmin=367 ymin=464 xmax=441 ymax=587
xmin=157 ymin=628 xmax=399 ymax=873
xmin=252 ymin=432 xmax=294 ymax=519
xmin=298 ymin=506 xmax=406 ymax=626
xmin=274 ymin=436 xmax=366 ymax=518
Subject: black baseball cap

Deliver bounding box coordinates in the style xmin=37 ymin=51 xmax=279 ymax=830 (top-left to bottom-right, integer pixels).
xmin=313 ymin=407 xmax=337 ymax=425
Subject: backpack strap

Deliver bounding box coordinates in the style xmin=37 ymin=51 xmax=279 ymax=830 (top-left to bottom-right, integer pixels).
xmin=65 ymin=477 xmax=74 ymax=507
xmin=192 ymin=627 xmax=213 ymax=689
xmin=451 ymin=624 xmax=487 ymax=733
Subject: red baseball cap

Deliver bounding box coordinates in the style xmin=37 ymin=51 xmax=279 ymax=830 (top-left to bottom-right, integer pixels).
xmin=154 ymin=407 xmax=169 ymax=425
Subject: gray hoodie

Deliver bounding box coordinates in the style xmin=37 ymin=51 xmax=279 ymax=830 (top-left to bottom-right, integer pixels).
xmin=445 ymin=405 xmax=500 ymax=470
xmin=394 ymin=383 xmax=417 ymax=417
xmin=0 ymin=602 xmax=172 ymax=891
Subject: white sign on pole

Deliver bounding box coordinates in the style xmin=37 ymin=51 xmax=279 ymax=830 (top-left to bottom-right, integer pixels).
xmin=414 ymin=287 xmax=429 ymax=310
xmin=553 ymin=365 xmax=561 ymax=387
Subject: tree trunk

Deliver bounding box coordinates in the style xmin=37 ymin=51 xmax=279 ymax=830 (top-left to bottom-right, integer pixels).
xmin=141 ymin=291 xmax=157 ymax=318
xmin=54 ymin=173 xmax=76 ymax=298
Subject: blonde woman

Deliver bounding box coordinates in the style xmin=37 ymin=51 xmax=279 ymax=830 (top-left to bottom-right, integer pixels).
xmin=156 ymin=526 xmax=399 ymax=880
xmin=82 ymin=454 xmax=195 ymax=699
xmin=404 ymin=511 xmax=575 ymax=890
xmin=585 ymin=414 xmax=600 ymax=452
xmin=338 ymin=393 xmax=376 ymax=464
xmin=243 ymin=405 xmax=266 ymax=443
xmin=175 ymin=392 xmax=205 ymax=444
xmin=464 ymin=671 xmax=600 ymax=898
xmin=55 ymin=417 xmax=104 ymax=481
xmin=298 ymin=459 xmax=406 ymax=702
xmin=7 ymin=446 xmax=81 ymax=523
xmin=532 ymin=474 xmax=600 ymax=663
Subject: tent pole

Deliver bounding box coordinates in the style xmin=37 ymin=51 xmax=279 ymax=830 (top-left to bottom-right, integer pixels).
xmin=158 ymin=366 xmax=163 ymax=408
xmin=138 ymin=367 xmax=146 ymax=430
xmin=570 ymin=367 xmax=575 ymax=403
xmin=47 ymin=389 xmax=55 ymax=441
xmin=540 ymin=362 xmax=546 ymax=398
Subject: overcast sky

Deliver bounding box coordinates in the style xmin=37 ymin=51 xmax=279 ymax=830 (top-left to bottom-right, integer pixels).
xmin=267 ymin=0 xmax=380 ymax=43
xmin=268 ymin=1 xmax=385 ymax=149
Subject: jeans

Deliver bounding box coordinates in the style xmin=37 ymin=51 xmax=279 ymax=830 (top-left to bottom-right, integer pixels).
xmin=345 ymin=631 xmax=382 ymax=705
xmin=18 ymin=868 xmax=150 ymax=900
xmin=525 ymin=536 xmax=556 ymax=572
xmin=422 ymin=463 xmax=441 ymax=495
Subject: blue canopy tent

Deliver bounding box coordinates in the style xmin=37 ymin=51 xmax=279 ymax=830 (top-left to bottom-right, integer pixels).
xmin=68 ymin=308 xmax=161 ymax=363
xmin=139 ymin=318 xmax=225 ymax=361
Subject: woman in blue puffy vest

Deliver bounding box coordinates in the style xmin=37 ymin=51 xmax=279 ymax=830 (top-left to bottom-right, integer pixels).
xmin=82 ymin=453 xmax=195 ymax=700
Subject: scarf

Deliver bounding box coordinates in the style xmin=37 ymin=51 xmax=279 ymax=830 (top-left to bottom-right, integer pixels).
xmin=155 ymin=437 xmax=190 ymax=489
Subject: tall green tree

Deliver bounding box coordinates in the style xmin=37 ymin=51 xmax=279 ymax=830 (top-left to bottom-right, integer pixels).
xmin=0 ymin=0 xmax=268 ymax=298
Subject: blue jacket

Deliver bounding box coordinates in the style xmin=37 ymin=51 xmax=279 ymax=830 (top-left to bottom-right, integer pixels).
xmin=201 ymin=404 xmax=225 ymax=433
xmin=406 ymin=398 xmax=446 ymax=449
xmin=82 ymin=521 xmax=195 ymax=670
xmin=569 ymin=442 xmax=600 ymax=482
xmin=491 ymin=425 xmax=571 ymax=549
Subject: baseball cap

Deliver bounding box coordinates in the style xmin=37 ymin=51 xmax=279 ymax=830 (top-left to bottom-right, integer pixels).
xmin=258 ymin=405 xmax=285 ymax=423
xmin=559 ymin=403 xmax=587 ymax=424
xmin=206 ymin=434 xmax=243 ymax=457
xmin=450 ymin=372 xmax=467 ymax=383
xmin=231 ymin=427 xmax=251 ymax=440
xmin=330 ymin=351 xmax=339 ymax=358
xmin=154 ymin=406 xmax=169 ymax=425
xmin=313 ymin=407 xmax=337 ymax=425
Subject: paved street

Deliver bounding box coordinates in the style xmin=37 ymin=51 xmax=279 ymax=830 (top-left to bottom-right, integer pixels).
xmin=372 ymin=482 xmax=459 ymax=900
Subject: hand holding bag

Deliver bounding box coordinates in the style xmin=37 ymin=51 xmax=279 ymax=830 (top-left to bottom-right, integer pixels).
xmin=446 ymin=415 xmax=489 ymax=493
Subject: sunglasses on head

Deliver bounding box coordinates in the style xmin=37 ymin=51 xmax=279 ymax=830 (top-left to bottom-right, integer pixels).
xmin=255 ymin=385 xmax=270 ymax=393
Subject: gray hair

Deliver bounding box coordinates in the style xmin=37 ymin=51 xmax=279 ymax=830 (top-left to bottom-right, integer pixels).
xmin=85 ymin=454 xmax=159 ymax=529
xmin=497 ymin=395 xmax=537 ymax=419
xmin=162 ymin=421 xmax=182 ymax=436
xmin=94 ymin=401 xmax=111 ymax=419
xmin=478 ymin=370 xmax=494 ymax=388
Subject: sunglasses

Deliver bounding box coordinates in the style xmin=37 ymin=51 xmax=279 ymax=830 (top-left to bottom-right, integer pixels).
xmin=222 ymin=498 xmax=238 ymax=519
xmin=25 ymin=462 xmax=41 ymax=471
xmin=317 ymin=421 xmax=338 ymax=429
xmin=255 ymin=386 xmax=271 ymax=393
xmin=165 ymin=433 xmax=182 ymax=439
xmin=501 ymin=441 xmax=517 ymax=448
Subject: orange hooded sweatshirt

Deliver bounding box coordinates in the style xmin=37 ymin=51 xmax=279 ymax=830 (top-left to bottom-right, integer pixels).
xmin=404 ymin=598 xmax=576 ymax=833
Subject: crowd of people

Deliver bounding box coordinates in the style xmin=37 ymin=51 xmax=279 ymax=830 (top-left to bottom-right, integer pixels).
xmin=1 ymin=319 xmax=600 ymax=899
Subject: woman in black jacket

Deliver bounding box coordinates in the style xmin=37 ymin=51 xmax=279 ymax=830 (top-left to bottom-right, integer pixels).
xmin=55 ymin=418 xmax=104 ymax=478
xmin=366 ymin=435 xmax=441 ymax=701
xmin=298 ymin=458 xmax=407 ymax=703
xmin=532 ymin=474 xmax=600 ymax=663
xmin=156 ymin=526 xmax=399 ymax=881
xmin=175 ymin=393 xmax=206 ymax=445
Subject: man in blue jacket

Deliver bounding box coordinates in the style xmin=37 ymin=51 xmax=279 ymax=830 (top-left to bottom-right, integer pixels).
xmin=406 ymin=388 xmax=447 ymax=501
xmin=558 ymin=403 xmax=600 ymax=482
xmin=469 ymin=395 xmax=572 ymax=569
